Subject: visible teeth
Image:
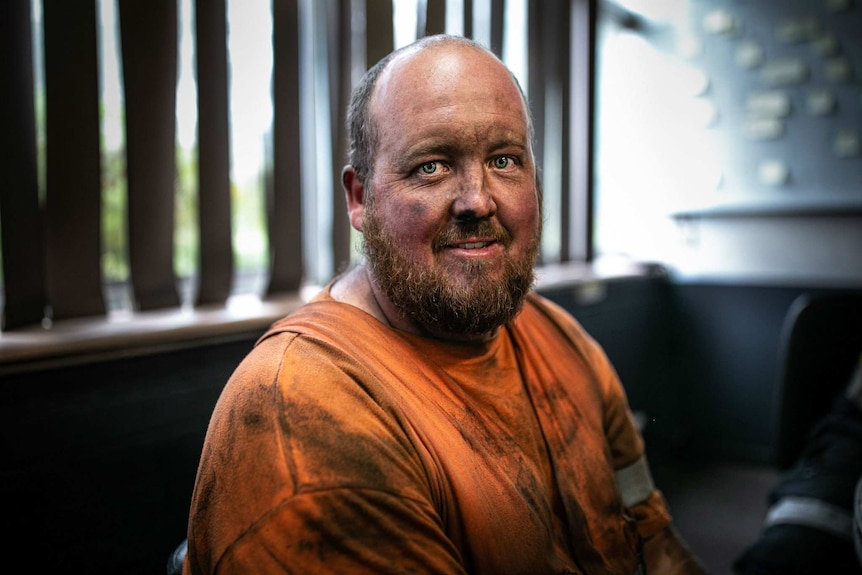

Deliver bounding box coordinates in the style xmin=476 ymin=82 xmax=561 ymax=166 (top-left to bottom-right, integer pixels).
xmin=461 ymin=242 xmax=489 ymax=249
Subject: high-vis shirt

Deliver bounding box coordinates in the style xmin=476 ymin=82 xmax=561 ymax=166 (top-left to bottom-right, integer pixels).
xmin=185 ymin=289 xmax=671 ymax=574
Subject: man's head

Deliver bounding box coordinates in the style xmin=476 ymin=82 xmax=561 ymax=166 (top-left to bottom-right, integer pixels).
xmin=342 ymin=35 xmax=541 ymax=340
xmin=346 ymin=35 xmax=535 ymax=187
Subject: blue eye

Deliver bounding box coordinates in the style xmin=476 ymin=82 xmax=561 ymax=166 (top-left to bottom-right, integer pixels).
xmin=493 ymin=156 xmax=512 ymax=169
xmin=419 ymin=162 xmax=438 ymax=175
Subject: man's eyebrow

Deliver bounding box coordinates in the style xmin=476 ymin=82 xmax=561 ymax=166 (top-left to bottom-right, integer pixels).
xmin=406 ymin=136 xmax=526 ymax=158
xmin=399 ymin=142 xmax=459 ymax=167
xmin=487 ymin=137 xmax=528 ymax=152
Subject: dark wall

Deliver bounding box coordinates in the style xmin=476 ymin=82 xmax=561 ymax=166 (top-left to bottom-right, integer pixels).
xmin=0 ymin=335 xmax=260 ymax=575
xmin=548 ymin=277 xmax=862 ymax=465
xmin=668 ymin=281 xmax=862 ymax=464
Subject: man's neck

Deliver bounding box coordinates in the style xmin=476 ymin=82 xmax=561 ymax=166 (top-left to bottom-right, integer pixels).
xmin=329 ymin=264 xmax=387 ymax=323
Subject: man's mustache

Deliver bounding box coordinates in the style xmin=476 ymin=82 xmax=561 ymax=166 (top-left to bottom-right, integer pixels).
xmin=432 ymin=221 xmax=512 ymax=252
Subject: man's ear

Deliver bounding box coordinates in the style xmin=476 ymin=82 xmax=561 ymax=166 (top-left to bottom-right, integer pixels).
xmin=342 ymin=165 xmax=365 ymax=232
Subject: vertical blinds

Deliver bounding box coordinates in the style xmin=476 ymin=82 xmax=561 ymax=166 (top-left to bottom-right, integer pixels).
xmin=119 ymin=0 xmax=183 ymax=311
xmin=0 ymin=0 xmax=596 ymax=331
xmin=194 ymin=0 xmax=234 ymax=306
xmin=1 ymin=0 xmax=47 ymax=329
xmin=43 ymin=0 xmax=105 ymax=320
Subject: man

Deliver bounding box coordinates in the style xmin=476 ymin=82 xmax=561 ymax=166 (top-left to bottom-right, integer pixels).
xmin=184 ymin=34 xmax=708 ymax=574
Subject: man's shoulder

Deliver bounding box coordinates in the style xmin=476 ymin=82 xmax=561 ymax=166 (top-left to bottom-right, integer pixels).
xmin=521 ymin=292 xmax=583 ymax=333
xmin=248 ymin=298 xmax=418 ymax=375
xmin=517 ymin=292 xmax=606 ymax=362
xmin=261 ymin=297 xmax=378 ymax=344
xmin=221 ymin=301 xmax=401 ymax=411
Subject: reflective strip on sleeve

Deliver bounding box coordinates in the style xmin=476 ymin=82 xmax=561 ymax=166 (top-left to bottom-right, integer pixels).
xmin=764 ymin=496 xmax=853 ymax=540
xmin=615 ymin=455 xmax=656 ymax=508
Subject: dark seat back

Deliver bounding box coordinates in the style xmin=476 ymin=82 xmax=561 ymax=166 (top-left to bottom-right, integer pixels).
xmin=774 ymin=292 xmax=862 ymax=468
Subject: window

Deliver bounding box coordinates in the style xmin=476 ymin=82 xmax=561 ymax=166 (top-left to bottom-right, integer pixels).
xmin=1 ymin=0 xmax=597 ymax=336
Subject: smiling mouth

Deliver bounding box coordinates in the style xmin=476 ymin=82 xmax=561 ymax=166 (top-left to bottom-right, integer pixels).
xmin=457 ymin=241 xmax=493 ymax=249
xmin=435 ymin=221 xmax=510 ymax=253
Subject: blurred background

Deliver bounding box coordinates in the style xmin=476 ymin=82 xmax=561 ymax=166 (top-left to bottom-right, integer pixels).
xmin=1 ymin=0 xmax=860 ymax=573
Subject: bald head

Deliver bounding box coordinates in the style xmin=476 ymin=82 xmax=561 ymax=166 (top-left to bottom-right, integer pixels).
xmin=345 ymin=35 xmax=532 ymax=187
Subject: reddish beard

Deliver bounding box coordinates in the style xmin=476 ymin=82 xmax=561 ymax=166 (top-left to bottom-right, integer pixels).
xmin=361 ymin=201 xmax=539 ymax=338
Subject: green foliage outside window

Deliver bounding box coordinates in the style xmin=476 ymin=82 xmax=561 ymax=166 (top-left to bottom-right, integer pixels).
xmin=174 ymin=146 xmax=199 ymax=281
xmin=101 ymin=145 xmax=128 ymax=282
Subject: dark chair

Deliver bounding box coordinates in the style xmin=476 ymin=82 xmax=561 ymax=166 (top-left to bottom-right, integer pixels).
xmin=773 ymin=291 xmax=862 ymax=468
xmin=167 ymin=538 xmax=188 ymax=575
xmin=733 ymin=291 xmax=862 ymax=575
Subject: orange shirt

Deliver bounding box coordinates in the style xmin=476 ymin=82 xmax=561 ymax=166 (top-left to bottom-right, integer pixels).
xmin=185 ymin=290 xmax=671 ymax=574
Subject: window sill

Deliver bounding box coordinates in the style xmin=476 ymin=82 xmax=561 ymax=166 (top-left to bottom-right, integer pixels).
xmin=0 ymin=259 xmax=664 ymax=375
xmin=0 ymin=291 xmax=311 ymax=375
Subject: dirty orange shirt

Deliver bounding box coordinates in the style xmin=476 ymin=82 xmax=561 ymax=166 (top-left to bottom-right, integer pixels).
xmin=185 ymin=289 xmax=671 ymax=574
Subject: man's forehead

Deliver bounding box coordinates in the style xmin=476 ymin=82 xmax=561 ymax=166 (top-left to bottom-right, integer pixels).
xmin=373 ymin=49 xmax=524 ymax=119
xmin=409 ymin=119 xmax=528 ymax=148
xmin=375 ymin=43 xmax=514 ymax=100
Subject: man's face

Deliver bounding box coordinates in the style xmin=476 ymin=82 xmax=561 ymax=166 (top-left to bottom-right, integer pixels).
xmin=359 ymin=45 xmax=541 ymax=338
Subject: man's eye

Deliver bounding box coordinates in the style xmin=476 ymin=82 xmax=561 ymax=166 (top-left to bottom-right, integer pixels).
xmin=418 ymin=162 xmax=439 ymax=175
xmin=492 ymin=156 xmax=513 ymax=170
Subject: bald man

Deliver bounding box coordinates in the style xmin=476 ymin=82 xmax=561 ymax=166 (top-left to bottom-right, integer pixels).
xmin=183 ymin=35 xmax=708 ymax=575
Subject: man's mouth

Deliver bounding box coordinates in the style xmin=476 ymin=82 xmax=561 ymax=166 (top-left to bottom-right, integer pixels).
xmin=434 ymin=222 xmax=510 ymax=253
xmin=458 ymin=241 xmax=493 ymax=250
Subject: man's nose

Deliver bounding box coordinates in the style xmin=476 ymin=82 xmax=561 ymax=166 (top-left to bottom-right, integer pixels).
xmin=451 ymin=166 xmax=496 ymax=220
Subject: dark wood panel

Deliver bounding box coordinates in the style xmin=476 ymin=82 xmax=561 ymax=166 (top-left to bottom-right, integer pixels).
xmin=365 ymin=0 xmax=394 ymax=68
xmin=424 ymin=0 xmax=446 ymax=36
xmin=195 ymin=0 xmax=234 ymax=305
xmin=0 ymin=336 xmax=259 ymax=575
xmin=267 ymin=0 xmax=304 ymax=295
xmin=43 ymin=0 xmax=105 ymax=319
xmin=119 ymin=0 xmax=181 ymax=311
xmin=0 ymin=0 xmax=48 ymax=329
xmin=327 ymin=0 xmax=353 ymax=276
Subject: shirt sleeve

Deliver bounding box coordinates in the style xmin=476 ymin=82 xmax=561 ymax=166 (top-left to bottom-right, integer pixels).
xmin=186 ymin=334 xmax=467 ymax=575
xmin=214 ymin=488 xmax=467 ymax=574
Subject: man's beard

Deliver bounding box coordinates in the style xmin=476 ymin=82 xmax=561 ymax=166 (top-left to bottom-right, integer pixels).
xmin=361 ymin=199 xmax=540 ymax=338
